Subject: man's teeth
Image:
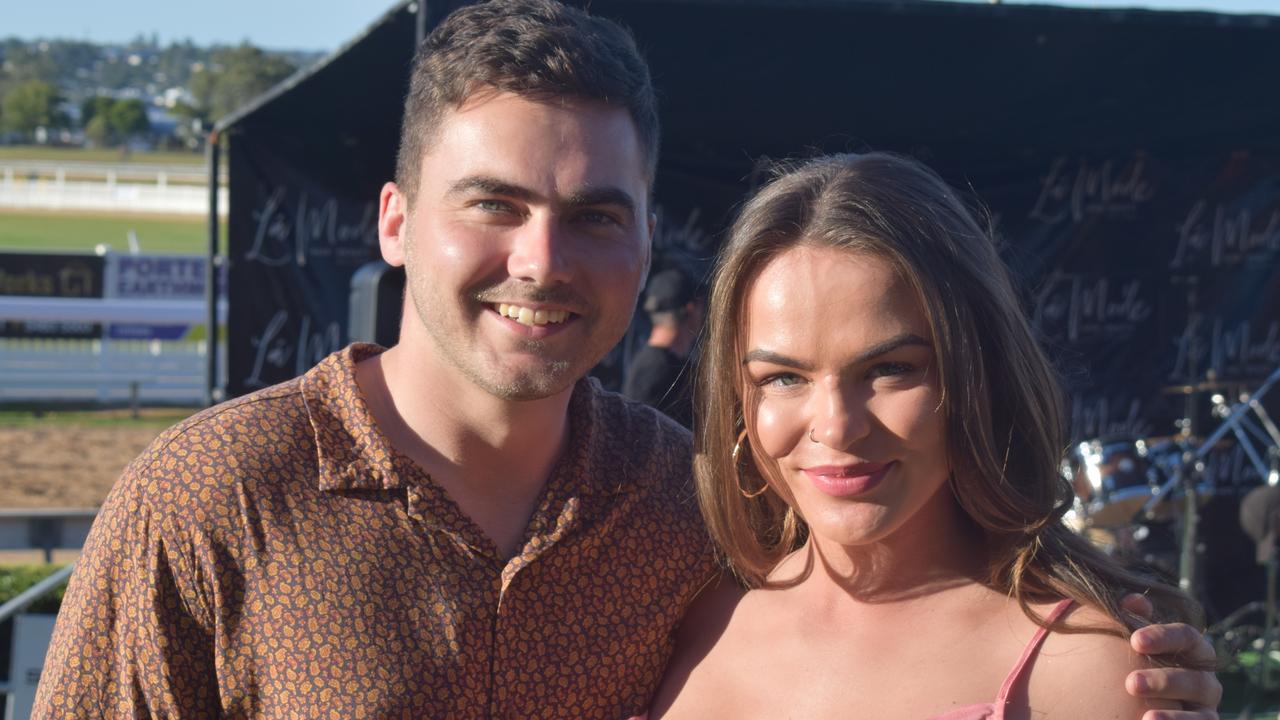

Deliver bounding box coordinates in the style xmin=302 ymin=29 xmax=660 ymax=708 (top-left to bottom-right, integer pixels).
xmin=496 ymin=303 xmax=570 ymax=327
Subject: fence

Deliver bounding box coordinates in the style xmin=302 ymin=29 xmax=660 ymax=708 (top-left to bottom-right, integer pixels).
xmin=0 ymin=509 xmax=94 ymax=720
xmin=0 ymin=160 xmax=226 ymax=216
xmin=0 ymin=338 xmax=215 ymax=405
xmin=0 ymin=251 xmax=225 ymax=406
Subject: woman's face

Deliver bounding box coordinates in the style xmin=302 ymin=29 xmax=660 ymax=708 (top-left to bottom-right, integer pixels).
xmin=741 ymin=244 xmax=952 ymax=549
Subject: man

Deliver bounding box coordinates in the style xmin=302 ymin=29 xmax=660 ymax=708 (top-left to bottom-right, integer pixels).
xmin=34 ymin=1 xmax=1221 ymax=718
xmin=623 ymin=267 xmax=704 ymax=428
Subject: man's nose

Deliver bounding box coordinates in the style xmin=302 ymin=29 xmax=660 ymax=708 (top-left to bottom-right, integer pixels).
xmin=808 ymin=377 xmax=872 ymax=450
xmin=507 ymin=216 xmax=572 ymax=285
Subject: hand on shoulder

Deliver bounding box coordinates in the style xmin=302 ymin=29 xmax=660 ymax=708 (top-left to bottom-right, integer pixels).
xmin=1025 ymin=603 xmax=1178 ymax=720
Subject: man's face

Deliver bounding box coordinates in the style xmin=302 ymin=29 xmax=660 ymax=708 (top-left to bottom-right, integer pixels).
xmin=380 ymin=91 xmax=653 ymax=401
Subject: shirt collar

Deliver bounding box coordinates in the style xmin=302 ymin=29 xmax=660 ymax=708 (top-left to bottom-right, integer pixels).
xmin=302 ymin=343 xmax=405 ymax=492
xmin=301 ymin=343 xmax=637 ymax=496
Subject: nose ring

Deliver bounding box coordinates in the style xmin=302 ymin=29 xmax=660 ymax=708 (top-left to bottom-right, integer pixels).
xmin=808 ymin=427 xmax=818 ymax=444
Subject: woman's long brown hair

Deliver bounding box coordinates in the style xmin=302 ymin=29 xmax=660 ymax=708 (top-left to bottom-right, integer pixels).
xmin=695 ymin=152 xmax=1203 ymax=645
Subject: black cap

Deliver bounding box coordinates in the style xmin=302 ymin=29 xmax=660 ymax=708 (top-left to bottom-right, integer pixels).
xmin=643 ymin=268 xmax=696 ymax=314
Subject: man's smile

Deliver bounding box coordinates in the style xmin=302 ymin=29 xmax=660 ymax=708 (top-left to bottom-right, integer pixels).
xmin=494 ymin=302 xmax=573 ymax=327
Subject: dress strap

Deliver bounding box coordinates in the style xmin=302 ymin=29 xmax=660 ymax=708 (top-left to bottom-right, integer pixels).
xmin=994 ymin=598 xmax=1074 ymax=705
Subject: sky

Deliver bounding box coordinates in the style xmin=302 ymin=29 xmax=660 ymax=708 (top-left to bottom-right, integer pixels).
xmin=3 ymin=0 xmax=1276 ymax=52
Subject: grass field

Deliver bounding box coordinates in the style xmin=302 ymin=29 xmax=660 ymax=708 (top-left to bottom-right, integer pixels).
xmin=0 ymin=407 xmax=195 ymax=429
xmin=0 ymin=145 xmax=204 ymax=166
xmin=0 ymin=209 xmax=216 ymax=253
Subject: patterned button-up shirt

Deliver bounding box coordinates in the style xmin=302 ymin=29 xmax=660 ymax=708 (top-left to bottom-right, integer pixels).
xmin=34 ymin=344 xmax=717 ymax=719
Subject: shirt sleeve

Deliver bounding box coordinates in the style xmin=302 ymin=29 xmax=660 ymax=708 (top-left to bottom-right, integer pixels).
xmin=31 ymin=451 xmax=221 ymax=718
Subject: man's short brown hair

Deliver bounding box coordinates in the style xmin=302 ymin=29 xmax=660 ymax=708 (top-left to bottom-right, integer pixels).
xmin=394 ymin=0 xmax=659 ymax=201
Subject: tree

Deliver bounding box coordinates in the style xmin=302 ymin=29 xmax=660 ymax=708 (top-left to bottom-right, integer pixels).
xmin=107 ymin=98 xmax=150 ymax=141
xmin=80 ymin=96 xmax=115 ymax=129
xmin=78 ymin=97 xmax=151 ymax=147
xmin=84 ymin=114 xmax=111 ymax=146
xmin=2 ymin=79 xmax=68 ymax=140
xmin=188 ymin=43 xmax=296 ymax=121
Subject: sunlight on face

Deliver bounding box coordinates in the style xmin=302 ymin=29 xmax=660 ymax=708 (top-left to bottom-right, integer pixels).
xmin=740 ymin=245 xmax=952 ymax=550
xmin=396 ymin=92 xmax=652 ymax=400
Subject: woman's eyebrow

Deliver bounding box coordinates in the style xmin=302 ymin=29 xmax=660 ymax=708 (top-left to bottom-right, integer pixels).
xmin=741 ymin=349 xmax=811 ymax=370
xmin=741 ymin=333 xmax=930 ymax=369
xmin=853 ymin=333 xmax=931 ymax=363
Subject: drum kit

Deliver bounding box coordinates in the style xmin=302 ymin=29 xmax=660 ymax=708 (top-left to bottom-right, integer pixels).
xmin=1061 ymin=364 xmax=1280 ymax=692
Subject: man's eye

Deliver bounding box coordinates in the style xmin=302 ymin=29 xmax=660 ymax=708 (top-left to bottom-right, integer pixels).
xmin=475 ymin=199 xmax=514 ymax=213
xmin=578 ymin=210 xmax=621 ymax=226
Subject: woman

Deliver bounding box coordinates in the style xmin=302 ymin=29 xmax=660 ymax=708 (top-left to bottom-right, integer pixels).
xmin=649 ymin=153 xmax=1208 ymax=718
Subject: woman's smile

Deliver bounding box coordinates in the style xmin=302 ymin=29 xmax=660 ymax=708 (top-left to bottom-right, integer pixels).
xmin=801 ymin=461 xmax=895 ymax=497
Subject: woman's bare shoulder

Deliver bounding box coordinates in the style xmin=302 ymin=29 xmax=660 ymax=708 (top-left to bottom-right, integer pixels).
xmin=1025 ymin=603 xmax=1176 ymax=720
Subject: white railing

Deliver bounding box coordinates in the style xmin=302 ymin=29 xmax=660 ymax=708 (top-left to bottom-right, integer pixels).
xmin=0 ymin=509 xmax=92 ymax=720
xmin=0 ymin=160 xmax=214 ymax=184
xmin=0 ymin=177 xmax=226 ymax=216
xmin=0 ymin=338 xmax=215 ymax=405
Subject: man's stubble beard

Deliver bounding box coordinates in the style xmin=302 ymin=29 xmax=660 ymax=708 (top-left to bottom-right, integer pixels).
xmin=403 ymin=236 xmax=584 ymax=403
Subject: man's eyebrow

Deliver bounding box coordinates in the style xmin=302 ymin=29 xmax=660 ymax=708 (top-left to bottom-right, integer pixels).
xmin=741 ymin=333 xmax=931 ymax=368
xmin=445 ymin=176 xmax=537 ymax=201
xmin=444 ymin=178 xmax=636 ymax=219
xmin=564 ymin=187 xmax=637 ymax=219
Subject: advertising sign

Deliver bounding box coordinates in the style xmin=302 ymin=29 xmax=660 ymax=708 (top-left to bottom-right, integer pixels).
xmin=0 ymin=252 xmax=104 ymax=339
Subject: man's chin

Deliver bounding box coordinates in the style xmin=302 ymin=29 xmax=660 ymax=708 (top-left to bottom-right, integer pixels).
xmin=470 ymin=359 xmax=580 ymax=402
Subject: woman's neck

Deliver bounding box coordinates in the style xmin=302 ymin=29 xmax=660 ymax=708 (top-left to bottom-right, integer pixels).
xmin=769 ymin=488 xmax=988 ymax=605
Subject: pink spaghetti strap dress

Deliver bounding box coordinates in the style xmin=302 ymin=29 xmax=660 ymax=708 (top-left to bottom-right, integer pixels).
xmin=925 ymin=599 xmax=1074 ymax=719
xmin=629 ymin=598 xmax=1075 ymax=720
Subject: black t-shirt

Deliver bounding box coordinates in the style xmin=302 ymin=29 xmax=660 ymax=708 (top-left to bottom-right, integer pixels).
xmin=622 ymin=344 xmax=693 ymax=429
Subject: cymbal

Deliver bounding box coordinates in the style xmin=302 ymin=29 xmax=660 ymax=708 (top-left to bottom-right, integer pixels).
xmin=1161 ymin=378 xmax=1254 ymax=395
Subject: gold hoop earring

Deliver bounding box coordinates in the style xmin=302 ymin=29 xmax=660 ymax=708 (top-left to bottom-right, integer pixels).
xmin=732 ymin=429 xmax=769 ymax=498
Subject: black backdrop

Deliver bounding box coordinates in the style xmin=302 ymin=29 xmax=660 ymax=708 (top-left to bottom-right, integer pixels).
xmin=217 ymin=0 xmax=1280 ymax=448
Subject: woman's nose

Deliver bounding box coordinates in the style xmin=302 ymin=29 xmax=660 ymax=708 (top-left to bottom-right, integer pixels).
xmin=808 ymin=377 xmax=871 ymax=450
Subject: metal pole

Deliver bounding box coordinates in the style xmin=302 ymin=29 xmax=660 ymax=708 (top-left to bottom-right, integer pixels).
xmin=1265 ymin=558 xmax=1276 ymax=689
xmin=416 ymin=1 xmax=429 ymax=47
xmin=0 ymin=563 xmax=75 ymax=624
xmin=1177 ymin=463 xmax=1199 ymax=595
xmin=205 ymin=130 xmax=221 ymax=407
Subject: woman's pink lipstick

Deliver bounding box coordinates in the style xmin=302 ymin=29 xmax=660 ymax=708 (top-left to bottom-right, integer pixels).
xmin=803 ymin=461 xmax=895 ymax=497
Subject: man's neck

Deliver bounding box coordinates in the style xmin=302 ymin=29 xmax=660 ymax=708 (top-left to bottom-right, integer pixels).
xmin=356 ymin=343 xmax=574 ymax=558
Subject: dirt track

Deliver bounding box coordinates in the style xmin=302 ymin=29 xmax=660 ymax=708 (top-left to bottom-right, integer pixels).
xmin=0 ymin=421 xmax=170 ymax=508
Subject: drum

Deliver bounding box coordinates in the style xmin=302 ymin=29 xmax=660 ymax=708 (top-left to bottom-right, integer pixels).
xmin=1064 ymin=438 xmax=1161 ymax=528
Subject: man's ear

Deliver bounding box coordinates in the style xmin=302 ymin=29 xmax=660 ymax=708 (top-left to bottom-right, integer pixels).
xmin=379 ymin=182 xmax=408 ymax=267
xmin=641 ymin=210 xmax=657 ymax=281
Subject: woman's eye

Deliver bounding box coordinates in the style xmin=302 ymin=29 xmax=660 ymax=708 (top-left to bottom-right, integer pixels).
xmin=869 ymin=362 xmax=915 ymax=379
xmin=759 ymin=373 xmax=802 ymax=388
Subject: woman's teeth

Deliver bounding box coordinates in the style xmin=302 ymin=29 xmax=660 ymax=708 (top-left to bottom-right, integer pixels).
xmin=496 ymin=303 xmax=570 ymax=327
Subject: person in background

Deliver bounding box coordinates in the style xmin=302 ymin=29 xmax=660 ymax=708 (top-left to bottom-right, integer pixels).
xmin=623 ymin=267 xmax=704 ymax=428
